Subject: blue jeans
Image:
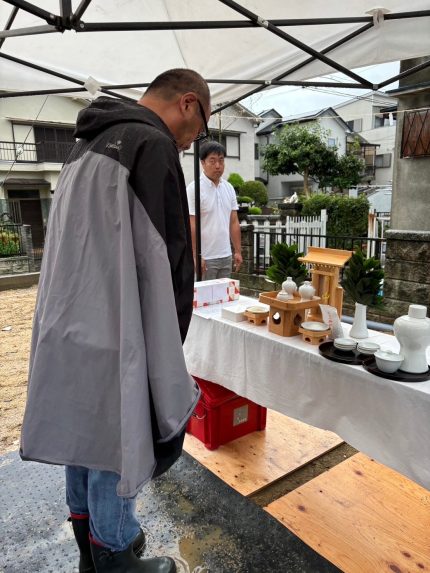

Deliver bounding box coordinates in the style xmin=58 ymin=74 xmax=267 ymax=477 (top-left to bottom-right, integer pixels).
xmin=204 ymin=256 xmax=232 ymax=280
xmin=66 ymin=466 xmax=141 ymax=552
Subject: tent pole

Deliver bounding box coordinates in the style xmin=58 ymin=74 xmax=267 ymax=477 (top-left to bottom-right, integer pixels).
xmin=194 ymin=142 xmax=202 ymax=282
xmin=0 ymin=5 xmax=19 ymax=49
xmin=218 ymin=0 xmax=373 ymax=89
xmin=0 ymin=51 xmax=135 ymax=100
xmin=73 ymin=12 xmax=430 ymax=32
xmin=378 ymin=58 xmax=430 ymax=89
xmin=213 ymin=22 xmax=374 ymax=114
xmin=72 ymin=0 xmax=93 ymax=23
xmin=2 ymin=0 xmax=56 ymax=24
xmin=0 ymin=25 xmax=58 ymax=39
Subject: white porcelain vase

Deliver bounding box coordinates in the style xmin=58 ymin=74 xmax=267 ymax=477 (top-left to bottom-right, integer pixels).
xmin=394 ymin=304 xmax=430 ymax=374
xmin=299 ymin=280 xmax=315 ymax=301
xmin=281 ymin=276 xmax=297 ymax=299
xmin=349 ymin=302 xmax=368 ymax=339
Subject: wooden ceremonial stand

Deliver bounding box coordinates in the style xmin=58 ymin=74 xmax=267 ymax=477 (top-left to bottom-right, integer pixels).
xmin=244 ymin=308 xmax=270 ymax=325
xmin=259 ymin=291 xmax=321 ymax=337
xmin=298 ymin=247 xmax=352 ymax=322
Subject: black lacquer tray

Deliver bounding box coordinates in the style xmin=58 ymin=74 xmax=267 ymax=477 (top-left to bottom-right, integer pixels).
xmin=362 ymin=357 xmax=430 ymax=382
xmin=318 ymin=341 xmax=365 ymax=365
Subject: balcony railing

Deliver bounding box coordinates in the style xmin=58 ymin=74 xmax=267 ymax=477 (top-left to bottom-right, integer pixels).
xmin=0 ymin=140 xmax=74 ymax=163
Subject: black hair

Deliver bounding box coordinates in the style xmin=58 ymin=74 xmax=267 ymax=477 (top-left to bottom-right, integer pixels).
xmin=199 ymin=141 xmax=226 ymax=161
xmin=145 ymin=68 xmax=210 ymax=108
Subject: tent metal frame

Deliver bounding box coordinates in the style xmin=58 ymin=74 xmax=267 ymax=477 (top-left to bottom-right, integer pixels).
xmin=2 ymin=0 xmax=430 ymax=279
xmin=2 ymin=0 xmax=430 ymax=99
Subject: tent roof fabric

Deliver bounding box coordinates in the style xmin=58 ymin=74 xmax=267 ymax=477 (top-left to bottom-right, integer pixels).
xmin=0 ymin=1 xmax=430 ymax=106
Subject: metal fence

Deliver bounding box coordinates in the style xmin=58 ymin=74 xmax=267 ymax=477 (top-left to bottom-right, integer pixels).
xmin=253 ymin=229 xmax=385 ymax=275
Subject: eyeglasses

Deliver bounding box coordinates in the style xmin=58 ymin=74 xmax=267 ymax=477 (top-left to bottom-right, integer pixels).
xmin=194 ymin=99 xmax=209 ymax=142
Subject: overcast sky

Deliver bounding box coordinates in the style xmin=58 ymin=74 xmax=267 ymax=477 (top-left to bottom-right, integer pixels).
xmin=243 ymin=61 xmax=400 ymax=119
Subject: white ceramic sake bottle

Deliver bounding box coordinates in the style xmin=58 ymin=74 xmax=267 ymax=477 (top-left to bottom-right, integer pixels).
xmin=393 ymin=304 xmax=430 ymax=374
xmin=281 ymin=276 xmax=297 ymax=299
xmin=298 ymin=280 xmax=315 ymax=301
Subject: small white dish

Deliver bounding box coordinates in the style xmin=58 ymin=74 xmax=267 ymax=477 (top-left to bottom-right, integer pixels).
xmin=357 ymin=341 xmax=380 ymax=355
xmin=374 ymin=350 xmax=404 ymax=373
xmin=334 ymin=338 xmax=357 ymax=351
xmin=246 ymin=305 xmax=269 ymax=314
xmin=301 ymin=321 xmax=330 ymax=332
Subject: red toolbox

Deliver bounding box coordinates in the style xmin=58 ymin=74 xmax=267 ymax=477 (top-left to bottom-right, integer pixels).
xmin=186 ymin=377 xmax=267 ymax=450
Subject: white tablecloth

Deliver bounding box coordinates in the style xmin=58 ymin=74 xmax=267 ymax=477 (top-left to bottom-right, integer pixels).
xmin=183 ymin=297 xmax=430 ymax=491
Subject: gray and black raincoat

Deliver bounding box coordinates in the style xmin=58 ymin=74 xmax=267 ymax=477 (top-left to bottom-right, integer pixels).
xmin=20 ymin=97 xmax=200 ymax=497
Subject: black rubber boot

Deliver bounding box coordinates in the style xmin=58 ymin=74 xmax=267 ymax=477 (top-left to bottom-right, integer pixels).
xmin=70 ymin=515 xmax=146 ymax=573
xmin=90 ymin=539 xmax=176 ymax=573
xmin=70 ymin=514 xmax=95 ymax=573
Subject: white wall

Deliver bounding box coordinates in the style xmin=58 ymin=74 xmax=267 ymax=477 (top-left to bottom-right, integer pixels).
xmin=361 ymin=125 xmax=395 ymax=185
xmin=335 ymin=93 xmax=397 ymax=185
xmin=180 ymin=105 xmax=256 ymax=186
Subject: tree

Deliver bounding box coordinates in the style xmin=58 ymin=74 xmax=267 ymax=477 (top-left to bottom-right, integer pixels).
xmin=262 ymin=123 xmax=364 ymax=196
xmin=331 ymin=154 xmax=365 ymax=191
xmin=262 ymin=123 xmax=338 ymax=197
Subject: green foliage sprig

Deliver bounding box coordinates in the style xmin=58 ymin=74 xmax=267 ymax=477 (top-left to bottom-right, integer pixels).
xmin=266 ymin=243 xmax=308 ymax=287
xmin=341 ymin=248 xmax=384 ymax=308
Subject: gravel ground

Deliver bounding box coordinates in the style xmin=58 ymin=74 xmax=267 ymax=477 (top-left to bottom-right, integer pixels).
xmin=0 ymin=285 xmax=37 ymax=454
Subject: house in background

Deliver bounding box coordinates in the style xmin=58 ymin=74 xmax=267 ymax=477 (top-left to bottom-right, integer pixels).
xmin=0 ymin=94 xmax=88 ymax=247
xmin=0 ymin=96 xmax=259 ymax=246
xmin=334 ymin=91 xmax=398 ymax=186
xmin=256 ymin=107 xmax=361 ymax=203
xmin=181 ymin=102 xmax=260 ymax=186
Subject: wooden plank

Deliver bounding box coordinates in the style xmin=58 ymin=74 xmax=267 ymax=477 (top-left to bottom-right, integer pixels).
xmin=184 ymin=410 xmax=343 ymax=497
xmin=266 ymin=453 xmax=430 ymax=573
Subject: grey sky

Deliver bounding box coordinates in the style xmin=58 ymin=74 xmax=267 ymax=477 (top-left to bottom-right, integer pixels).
xmin=243 ymin=61 xmax=400 ymax=119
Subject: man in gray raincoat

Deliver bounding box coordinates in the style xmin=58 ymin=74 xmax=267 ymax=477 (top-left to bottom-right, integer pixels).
xmin=20 ymin=68 xmax=211 ymax=573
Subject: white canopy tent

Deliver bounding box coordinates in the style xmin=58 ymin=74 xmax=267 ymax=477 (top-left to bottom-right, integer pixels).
xmin=1 ymin=0 xmax=430 ymax=278
xmin=1 ymin=0 xmax=430 ymax=105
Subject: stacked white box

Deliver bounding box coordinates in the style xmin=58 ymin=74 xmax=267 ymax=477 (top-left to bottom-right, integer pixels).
xmin=193 ymin=278 xmax=240 ymax=308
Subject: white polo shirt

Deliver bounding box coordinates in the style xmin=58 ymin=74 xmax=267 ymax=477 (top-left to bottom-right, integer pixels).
xmin=186 ymin=173 xmax=238 ymax=260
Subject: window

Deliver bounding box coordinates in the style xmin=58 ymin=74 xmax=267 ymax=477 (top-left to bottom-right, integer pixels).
xmin=401 ymin=109 xmax=430 ymax=158
xmin=254 ymin=143 xmax=259 ymax=160
xmin=375 ymin=153 xmax=392 ymax=168
xmin=34 ymin=125 xmax=75 ymax=162
xmin=346 ymin=118 xmax=363 ymax=132
xmin=327 ymin=138 xmax=336 ymax=148
xmin=374 ymin=114 xmax=384 ymax=128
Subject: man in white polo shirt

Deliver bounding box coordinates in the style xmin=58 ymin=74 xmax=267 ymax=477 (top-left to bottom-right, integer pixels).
xmin=186 ymin=141 xmax=242 ymax=279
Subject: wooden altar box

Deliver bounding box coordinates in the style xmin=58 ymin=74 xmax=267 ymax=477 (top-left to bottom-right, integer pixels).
xmin=259 ymin=291 xmax=321 ymax=337
xmin=186 ymin=378 xmax=267 ymax=450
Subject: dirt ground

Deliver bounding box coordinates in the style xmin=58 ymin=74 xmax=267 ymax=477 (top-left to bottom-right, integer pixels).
xmin=0 ymin=285 xmax=37 ymax=454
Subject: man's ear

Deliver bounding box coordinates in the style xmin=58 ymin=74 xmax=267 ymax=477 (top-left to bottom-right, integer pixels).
xmin=180 ymin=92 xmax=198 ymax=115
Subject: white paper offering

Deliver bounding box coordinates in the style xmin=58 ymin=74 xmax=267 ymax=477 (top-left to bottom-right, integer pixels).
xmin=319 ymin=304 xmax=344 ymax=339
